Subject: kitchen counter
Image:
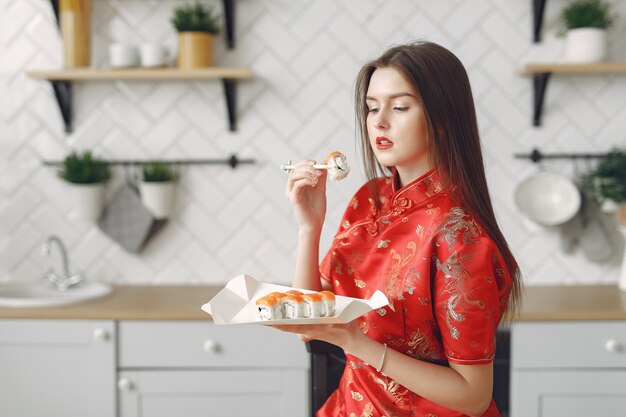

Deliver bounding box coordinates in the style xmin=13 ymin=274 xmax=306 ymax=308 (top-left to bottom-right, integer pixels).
xmin=0 ymin=285 xmax=221 ymax=320
xmin=1 ymin=283 xmax=625 ymax=321
xmin=517 ymin=284 xmax=626 ymax=321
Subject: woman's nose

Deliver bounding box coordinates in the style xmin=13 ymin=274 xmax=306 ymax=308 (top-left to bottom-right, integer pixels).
xmin=373 ymin=110 xmax=388 ymax=130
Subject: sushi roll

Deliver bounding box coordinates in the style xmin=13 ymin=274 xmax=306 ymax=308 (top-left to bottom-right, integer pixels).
xmin=285 ymin=289 xmax=303 ymax=296
xmin=302 ymin=293 xmax=324 ymax=318
xmin=255 ymin=295 xmax=283 ymax=321
xmin=325 ymin=151 xmax=350 ymax=181
xmin=283 ymin=294 xmax=307 ymax=319
xmin=318 ymin=290 xmax=337 ymax=317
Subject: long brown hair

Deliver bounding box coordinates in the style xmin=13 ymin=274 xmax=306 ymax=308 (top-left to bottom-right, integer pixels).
xmin=354 ymin=41 xmax=521 ymax=317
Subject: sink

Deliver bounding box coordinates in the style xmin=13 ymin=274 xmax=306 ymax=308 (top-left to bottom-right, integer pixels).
xmin=0 ymin=281 xmax=112 ymax=308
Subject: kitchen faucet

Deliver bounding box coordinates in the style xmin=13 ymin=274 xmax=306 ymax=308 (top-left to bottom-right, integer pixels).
xmin=41 ymin=235 xmax=83 ymax=291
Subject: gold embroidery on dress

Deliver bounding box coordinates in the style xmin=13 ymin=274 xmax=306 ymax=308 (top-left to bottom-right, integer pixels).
xmin=384 ymin=242 xmax=418 ymax=306
xmin=349 ymin=402 xmax=374 ymax=417
xmin=377 ymin=240 xmax=390 ymax=248
xmin=391 ymin=197 xmax=412 ymax=216
xmin=343 ymin=220 xmax=351 ymax=229
xmin=351 ymin=391 xmax=364 ymax=401
xmin=436 ymin=207 xmax=480 ymax=251
xmin=405 ymin=329 xmax=445 ymax=362
xmin=436 ymin=250 xmax=486 ymax=340
xmin=355 ymin=279 xmax=366 ymax=288
xmin=370 ymin=374 xmax=409 ymax=410
xmin=350 ymin=196 xmax=359 ymax=210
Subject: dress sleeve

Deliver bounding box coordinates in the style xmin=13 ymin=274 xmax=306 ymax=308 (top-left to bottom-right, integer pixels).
xmin=432 ymin=231 xmax=505 ymax=365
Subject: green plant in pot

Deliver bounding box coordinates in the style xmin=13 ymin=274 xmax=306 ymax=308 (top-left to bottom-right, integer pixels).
xmin=58 ymin=151 xmax=110 ymax=221
xmin=171 ymin=2 xmax=220 ymax=68
xmin=561 ymin=0 xmax=616 ymax=63
xmin=583 ymin=147 xmax=626 ymax=290
xmin=139 ymin=161 xmax=177 ymax=220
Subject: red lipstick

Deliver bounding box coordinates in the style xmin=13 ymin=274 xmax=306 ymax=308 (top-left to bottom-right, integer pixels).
xmin=376 ymin=136 xmax=394 ymax=150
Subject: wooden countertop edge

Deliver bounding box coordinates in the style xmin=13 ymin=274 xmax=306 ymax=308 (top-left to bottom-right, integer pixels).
xmin=1 ymin=283 xmax=626 ymax=321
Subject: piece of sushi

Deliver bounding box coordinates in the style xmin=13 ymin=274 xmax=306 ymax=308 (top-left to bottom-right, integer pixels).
xmin=255 ymin=295 xmax=283 ymax=321
xmin=325 ymin=151 xmax=350 ymax=181
xmin=302 ymin=293 xmax=325 ymax=318
xmin=283 ymin=294 xmax=307 ymax=319
xmin=318 ymin=290 xmax=337 ymax=317
xmin=285 ymin=289 xmax=304 ymax=296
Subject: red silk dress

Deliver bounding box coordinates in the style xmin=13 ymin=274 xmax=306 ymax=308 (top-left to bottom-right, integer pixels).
xmin=317 ymin=169 xmax=512 ymax=417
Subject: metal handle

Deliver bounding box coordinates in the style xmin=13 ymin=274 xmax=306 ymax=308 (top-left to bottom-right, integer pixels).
xmin=118 ymin=378 xmax=132 ymax=391
xmin=203 ymin=339 xmax=220 ymax=353
xmin=93 ymin=328 xmax=109 ymax=342
xmin=605 ymin=339 xmax=623 ymax=353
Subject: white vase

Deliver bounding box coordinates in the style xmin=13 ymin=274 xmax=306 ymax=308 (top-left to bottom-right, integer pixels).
xmin=68 ymin=182 xmax=105 ymax=222
xmin=566 ymin=28 xmax=607 ymax=63
xmin=139 ymin=181 xmax=175 ymax=220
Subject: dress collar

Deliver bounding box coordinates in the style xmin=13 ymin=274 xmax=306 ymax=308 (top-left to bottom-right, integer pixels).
xmin=389 ymin=168 xmax=444 ymax=207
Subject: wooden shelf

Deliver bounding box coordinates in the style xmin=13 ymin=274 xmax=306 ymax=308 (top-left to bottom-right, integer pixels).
xmin=520 ymin=62 xmax=626 ymax=75
xmin=27 ymin=67 xmax=252 ymax=133
xmin=518 ymin=62 xmax=626 ymax=126
xmin=27 ymin=67 xmax=252 ymax=81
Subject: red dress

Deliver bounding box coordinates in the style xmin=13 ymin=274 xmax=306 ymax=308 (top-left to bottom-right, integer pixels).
xmin=317 ymin=169 xmax=512 ymax=417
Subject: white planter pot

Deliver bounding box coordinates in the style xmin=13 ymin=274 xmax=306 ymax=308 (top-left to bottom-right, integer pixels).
xmin=68 ymin=183 xmax=105 ymax=222
xmin=139 ymin=181 xmax=175 ymax=219
xmin=566 ymin=28 xmax=607 ymax=63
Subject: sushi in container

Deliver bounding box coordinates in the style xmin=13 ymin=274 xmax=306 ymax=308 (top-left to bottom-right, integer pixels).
xmin=202 ymin=274 xmax=389 ymax=325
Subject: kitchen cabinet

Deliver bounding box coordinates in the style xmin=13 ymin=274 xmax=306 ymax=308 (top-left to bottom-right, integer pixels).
xmin=117 ymin=321 xmax=310 ymax=417
xmin=0 ymin=313 xmax=309 ymax=417
xmin=510 ymin=321 xmax=626 ymax=417
xmin=0 ymin=319 xmax=116 ymax=417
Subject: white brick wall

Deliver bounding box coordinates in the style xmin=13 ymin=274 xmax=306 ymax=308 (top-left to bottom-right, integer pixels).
xmin=1 ymin=0 xmax=625 ymax=286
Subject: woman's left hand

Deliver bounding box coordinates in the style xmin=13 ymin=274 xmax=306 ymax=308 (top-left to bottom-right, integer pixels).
xmin=271 ymin=319 xmax=363 ymax=351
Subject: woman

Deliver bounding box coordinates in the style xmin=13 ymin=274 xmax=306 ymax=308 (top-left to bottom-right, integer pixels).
xmin=278 ymin=41 xmax=521 ymax=417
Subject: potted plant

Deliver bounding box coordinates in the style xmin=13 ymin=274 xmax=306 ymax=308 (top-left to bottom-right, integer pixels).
xmin=583 ymin=147 xmax=626 ymax=290
xmin=171 ymin=2 xmax=220 ymax=69
xmin=58 ymin=151 xmax=110 ymax=221
xmin=139 ymin=161 xmax=177 ymax=219
xmin=561 ymin=0 xmax=616 ymax=63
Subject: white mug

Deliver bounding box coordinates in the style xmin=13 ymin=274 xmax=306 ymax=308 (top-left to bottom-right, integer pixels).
xmin=109 ymin=43 xmax=139 ymax=68
xmin=139 ymin=44 xmax=169 ymax=68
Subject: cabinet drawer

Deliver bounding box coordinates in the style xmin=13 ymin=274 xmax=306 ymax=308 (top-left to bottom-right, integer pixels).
xmin=119 ymin=321 xmax=309 ymax=368
xmin=512 ymin=321 xmax=626 ymax=369
xmin=118 ymin=369 xmax=309 ymax=417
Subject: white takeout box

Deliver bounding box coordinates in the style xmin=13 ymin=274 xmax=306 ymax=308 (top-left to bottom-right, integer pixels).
xmin=202 ymin=274 xmax=390 ymax=325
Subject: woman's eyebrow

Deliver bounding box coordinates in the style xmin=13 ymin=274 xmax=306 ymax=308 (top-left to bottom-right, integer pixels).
xmin=366 ymin=92 xmax=417 ymax=101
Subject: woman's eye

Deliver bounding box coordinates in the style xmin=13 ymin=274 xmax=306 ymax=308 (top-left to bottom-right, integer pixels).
xmin=393 ymin=106 xmax=409 ymax=112
xmin=367 ymin=108 xmax=379 ymax=113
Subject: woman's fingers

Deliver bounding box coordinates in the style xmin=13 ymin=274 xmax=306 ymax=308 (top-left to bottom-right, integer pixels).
xmin=284 ymin=160 xmax=323 ymax=197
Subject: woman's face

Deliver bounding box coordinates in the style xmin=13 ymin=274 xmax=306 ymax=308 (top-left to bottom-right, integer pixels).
xmin=366 ymin=66 xmax=432 ymax=185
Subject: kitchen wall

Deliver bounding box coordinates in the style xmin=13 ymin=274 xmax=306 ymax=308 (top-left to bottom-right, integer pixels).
xmin=1 ymin=0 xmax=626 ymax=286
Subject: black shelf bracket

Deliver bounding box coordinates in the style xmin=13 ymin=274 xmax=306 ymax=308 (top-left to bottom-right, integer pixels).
xmin=43 ymin=154 xmax=256 ymax=169
xmin=532 ymin=72 xmax=551 ymax=126
xmin=51 ymin=81 xmax=73 ymax=133
xmin=222 ymin=0 xmax=235 ymax=49
xmin=222 ymin=78 xmax=237 ymax=132
xmin=514 ymin=148 xmax=608 ymax=163
xmin=533 ymin=0 xmax=547 ymax=43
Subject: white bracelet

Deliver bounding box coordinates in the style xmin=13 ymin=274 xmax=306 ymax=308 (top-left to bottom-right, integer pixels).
xmin=376 ymin=343 xmax=388 ymax=373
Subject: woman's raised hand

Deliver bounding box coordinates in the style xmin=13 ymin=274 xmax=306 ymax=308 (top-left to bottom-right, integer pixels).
xmin=285 ymin=160 xmax=327 ymax=232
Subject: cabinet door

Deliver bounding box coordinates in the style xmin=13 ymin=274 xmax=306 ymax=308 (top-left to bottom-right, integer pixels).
xmin=0 ymin=319 xmax=116 ymax=417
xmin=511 ymin=370 xmax=626 ymax=417
xmin=118 ymin=369 xmax=309 ymax=417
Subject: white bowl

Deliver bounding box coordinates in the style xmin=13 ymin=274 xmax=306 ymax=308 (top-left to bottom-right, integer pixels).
xmin=514 ymin=172 xmax=581 ymax=227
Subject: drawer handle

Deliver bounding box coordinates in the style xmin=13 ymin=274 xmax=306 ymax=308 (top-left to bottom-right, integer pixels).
xmin=605 ymin=339 xmax=623 ymax=353
xmin=203 ymin=339 xmax=221 ymax=353
xmin=118 ymin=378 xmax=133 ymax=391
xmin=93 ymin=328 xmax=109 ymax=342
